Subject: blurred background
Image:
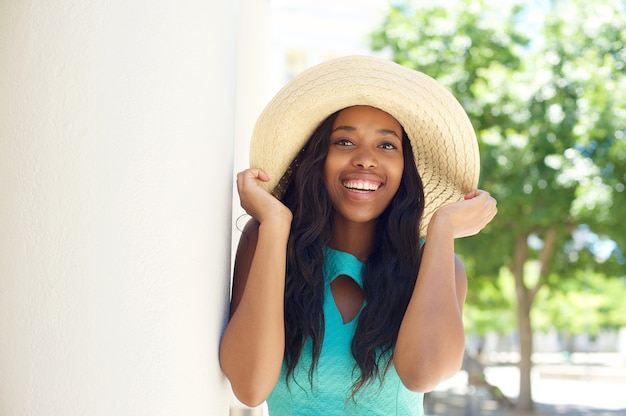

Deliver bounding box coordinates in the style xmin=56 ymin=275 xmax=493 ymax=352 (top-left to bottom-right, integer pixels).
xmin=230 ymin=0 xmax=626 ymax=415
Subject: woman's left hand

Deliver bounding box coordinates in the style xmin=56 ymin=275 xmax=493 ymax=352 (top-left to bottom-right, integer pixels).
xmin=430 ymin=189 xmax=497 ymax=239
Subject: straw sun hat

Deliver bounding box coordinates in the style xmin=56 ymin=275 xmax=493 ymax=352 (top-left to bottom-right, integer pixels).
xmin=250 ymin=55 xmax=480 ymax=235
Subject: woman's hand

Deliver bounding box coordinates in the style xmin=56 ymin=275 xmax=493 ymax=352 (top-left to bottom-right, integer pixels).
xmin=236 ymin=168 xmax=293 ymax=225
xmin=429 ymin=189 xmax=497 ymax=239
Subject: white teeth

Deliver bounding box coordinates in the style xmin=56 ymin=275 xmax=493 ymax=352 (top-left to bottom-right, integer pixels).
xmin=343 ymin=180 xmax=380 ymax=191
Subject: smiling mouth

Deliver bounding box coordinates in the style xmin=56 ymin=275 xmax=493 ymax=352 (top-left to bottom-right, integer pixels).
xmin=342 ymin=179 xmax=382 ymax=192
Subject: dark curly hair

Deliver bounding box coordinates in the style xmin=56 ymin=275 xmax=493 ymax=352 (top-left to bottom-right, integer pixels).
xmin=279 ymin=109 xmax=425 ymax=397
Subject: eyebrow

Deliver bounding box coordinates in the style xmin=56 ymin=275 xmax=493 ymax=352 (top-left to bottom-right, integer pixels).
xmin=331 ymin=125 xmax=401 ymax=139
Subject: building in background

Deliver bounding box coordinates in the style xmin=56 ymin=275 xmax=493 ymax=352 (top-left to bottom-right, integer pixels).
xmin=267 ymin=0 xmax=390 ymax=94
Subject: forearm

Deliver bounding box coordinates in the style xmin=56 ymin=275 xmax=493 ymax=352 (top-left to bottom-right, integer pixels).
xmin=394 ymin=215 xmax=466 ymax=391
xmin=219 ymin=220 xmax=290 ymax=405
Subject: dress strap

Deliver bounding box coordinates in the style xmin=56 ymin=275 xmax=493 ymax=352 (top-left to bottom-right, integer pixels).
xmin=323 ymin=247 xmax=364 ymax=287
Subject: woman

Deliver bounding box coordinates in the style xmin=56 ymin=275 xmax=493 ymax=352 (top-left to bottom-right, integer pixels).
xmin=220 ymin=56 xmax=497 ymax=415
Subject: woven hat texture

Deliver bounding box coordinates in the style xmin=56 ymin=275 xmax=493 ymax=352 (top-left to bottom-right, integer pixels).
xmin=250 ymin=55 xmax=479 ymax=234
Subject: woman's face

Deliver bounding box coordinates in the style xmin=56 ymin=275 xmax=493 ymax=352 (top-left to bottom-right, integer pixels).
xmin=323 ymin=105 xmax=404 ymax=226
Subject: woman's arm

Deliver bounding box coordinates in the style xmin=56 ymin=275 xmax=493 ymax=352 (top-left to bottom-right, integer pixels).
xmin=393 ymin=190 xmax=497 ymax=392
xmin=219 ymin=169 xmax=292 ymax=407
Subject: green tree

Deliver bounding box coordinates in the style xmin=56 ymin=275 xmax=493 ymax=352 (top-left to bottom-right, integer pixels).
xmin=534 ymin=268 xmax=626 ymax=338
xmin=371 ymin=0 xmax=626 ymax=411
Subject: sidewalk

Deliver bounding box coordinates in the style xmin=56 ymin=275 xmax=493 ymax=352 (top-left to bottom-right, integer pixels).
xmin=425 ymin=363 xmax=626 ymax=416
xmin=425 ymin=388 xmax=624 ymax=416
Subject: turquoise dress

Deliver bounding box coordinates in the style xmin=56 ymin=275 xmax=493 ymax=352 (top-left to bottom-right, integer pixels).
xmin=266 ymin=247 xmax=424 ymax=415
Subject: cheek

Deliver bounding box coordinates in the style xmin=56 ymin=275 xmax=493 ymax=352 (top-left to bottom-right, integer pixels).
xmin=389 ymin=159 xmax=405 ymax=190
xmin=323 ymin=149 xmax=343 ymax=174
xmin=322 ymin=158 xmax=334 ymax=191
xmin=395 ymin=156 xmax=405 ymax=173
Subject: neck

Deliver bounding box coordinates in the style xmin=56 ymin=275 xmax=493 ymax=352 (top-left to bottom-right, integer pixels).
xmin=328 ymin=218 xmax=376 ymax=262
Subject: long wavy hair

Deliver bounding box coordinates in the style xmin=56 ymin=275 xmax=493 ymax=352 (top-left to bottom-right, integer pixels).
xmin=279 ymin=109 xmax=425 ymax=397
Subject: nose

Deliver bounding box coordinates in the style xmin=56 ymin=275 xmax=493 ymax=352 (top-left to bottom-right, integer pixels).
xmin=353 ymin=146 xmax=377 ymax=169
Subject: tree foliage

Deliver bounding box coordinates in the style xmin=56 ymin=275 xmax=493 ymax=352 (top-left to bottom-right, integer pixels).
xmin=371 ymin=0 xmax=626 ymax=410
xmin=372 ymin=0 xmax=626 ymax=324
xmin=534 ymin=270 xmax=626 ymax=335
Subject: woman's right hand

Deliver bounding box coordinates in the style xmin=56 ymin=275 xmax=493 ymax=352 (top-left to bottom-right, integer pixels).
xmin=236 ymin=168 xmax=293 ymax=225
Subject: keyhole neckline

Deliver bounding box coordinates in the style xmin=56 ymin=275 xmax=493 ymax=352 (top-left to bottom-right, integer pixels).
xmin=323 ymin=246 xmax=364 ymax=288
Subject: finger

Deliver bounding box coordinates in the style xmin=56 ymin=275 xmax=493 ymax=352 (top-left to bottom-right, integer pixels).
xmin=479 ymin=192 xmax=495 ymax=207
xmin=484 ymin=200 xmax=498 ymax=223
xmin=464 ymin=190 xmax=478 ymax=200
xmin=236 ymin=170 xmax=245 ymax=191
xmin=248 ymin=168 xmax=270 ymax=182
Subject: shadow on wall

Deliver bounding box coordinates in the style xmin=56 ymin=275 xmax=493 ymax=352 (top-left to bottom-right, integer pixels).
xmin=230 ymin=406 xmax=265 ymax=416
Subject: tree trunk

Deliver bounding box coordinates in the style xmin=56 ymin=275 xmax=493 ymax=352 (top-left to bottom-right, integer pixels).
xmin=512 ymin=233 xmax=535 ymax=412
xmin=511 ymin=227 xmax=557 ymax=412
xmin=516 ymin=289 xmax=534 ymax=412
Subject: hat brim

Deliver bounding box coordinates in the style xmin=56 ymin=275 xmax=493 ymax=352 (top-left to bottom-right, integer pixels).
xmin=250 ymin=55 xmax=479 ymax=235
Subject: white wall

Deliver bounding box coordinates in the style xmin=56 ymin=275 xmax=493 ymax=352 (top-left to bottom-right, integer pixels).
xmin=233 ymin=0 xmax=272 ymax=249
xmin=0 ymin=1 xmax=241 ymax=414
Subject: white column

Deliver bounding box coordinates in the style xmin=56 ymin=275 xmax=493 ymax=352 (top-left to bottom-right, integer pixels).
xmin=0 ymin=1 xmax=237 ymax=415
xmin=230 ymin=1 xmax=272 ymax=413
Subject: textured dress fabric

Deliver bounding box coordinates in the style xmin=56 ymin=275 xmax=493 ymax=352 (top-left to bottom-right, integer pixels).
xmin=265 ymin=247 xmax=424 ymax=415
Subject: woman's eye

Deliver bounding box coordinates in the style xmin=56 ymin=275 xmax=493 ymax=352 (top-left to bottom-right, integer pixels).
xmin=379 ymin=142 xmax=397 ymax=150
xmin=334 ymin=138 xmax=354 ymax=146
